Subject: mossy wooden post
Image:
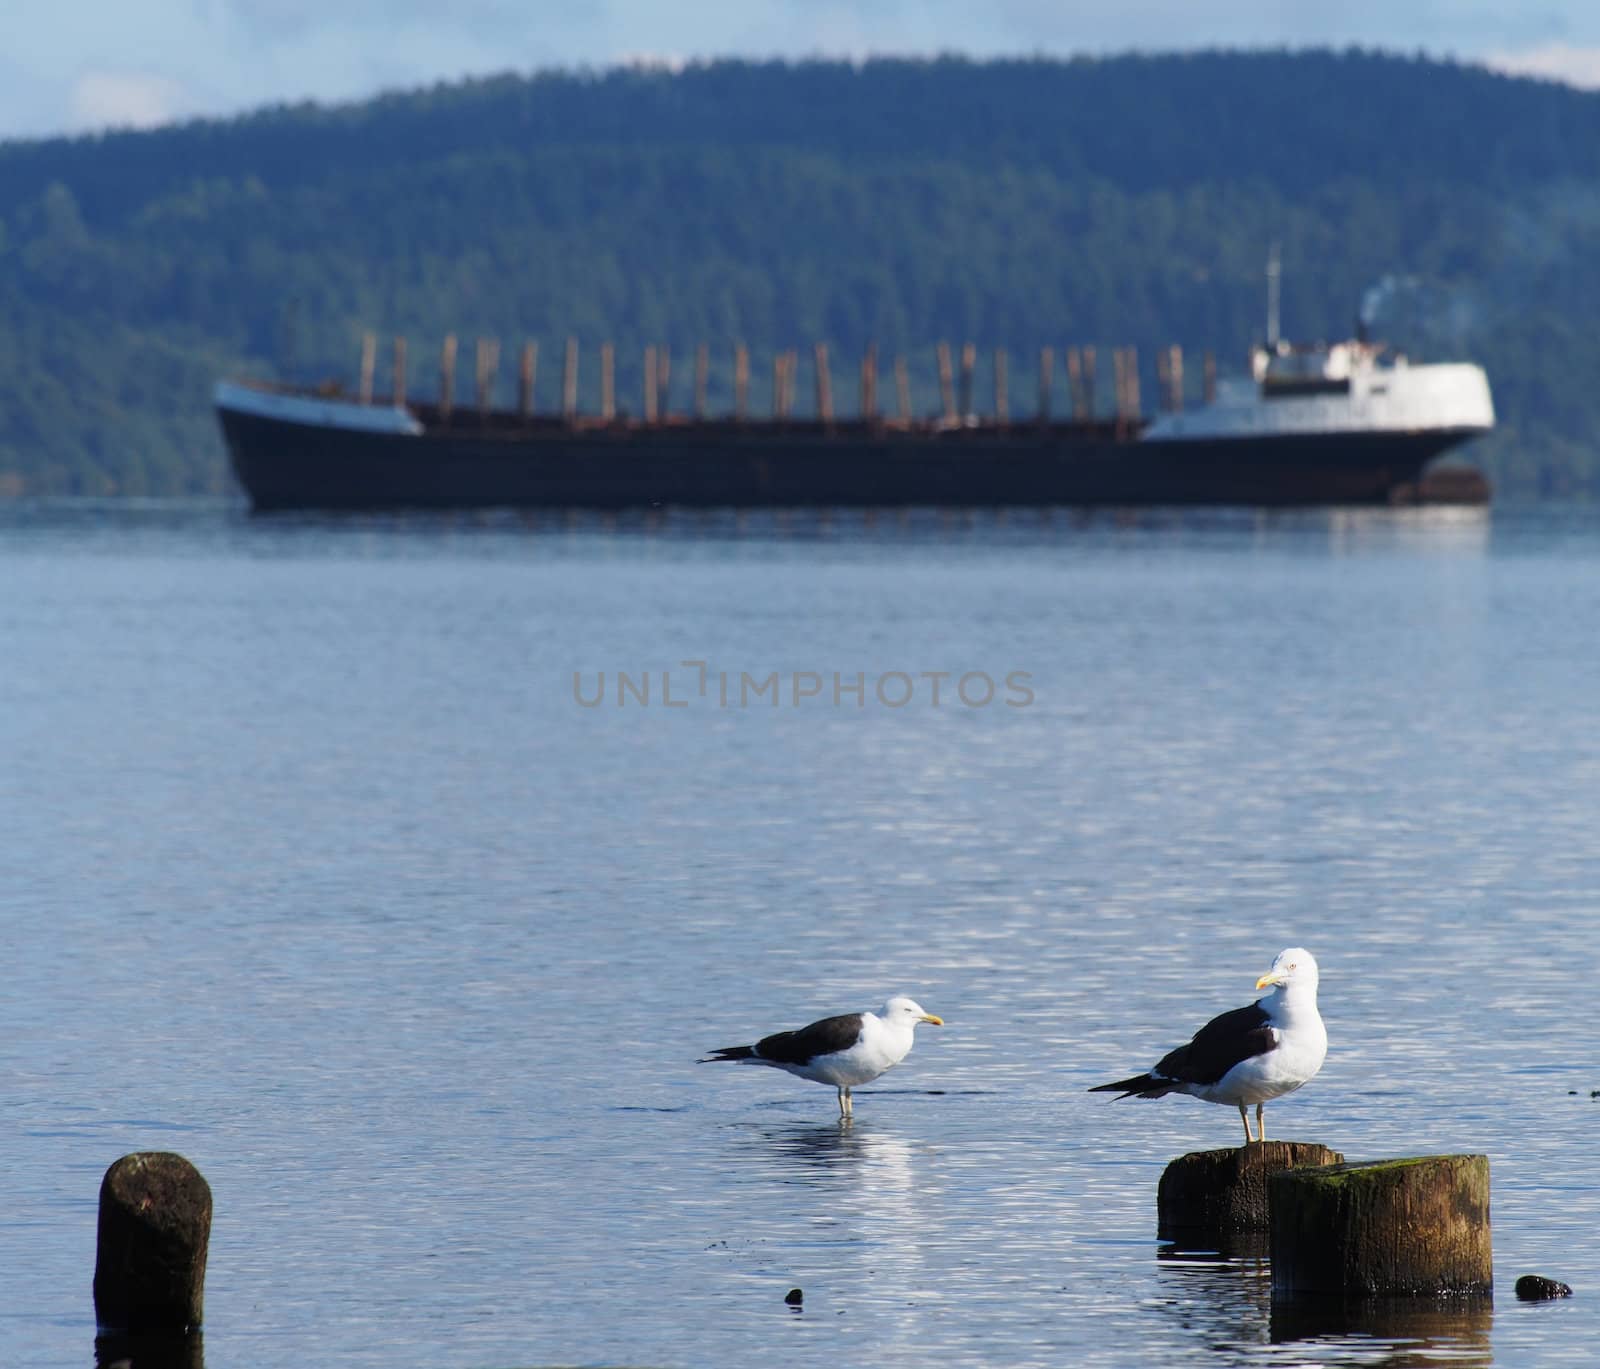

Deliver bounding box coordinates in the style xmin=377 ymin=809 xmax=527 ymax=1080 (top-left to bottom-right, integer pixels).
xmin=1159 ymin=1142 xmax=1343 ymax=1237
xmin=94 ymin=1152 xmax=212 ymax=1331
xmin=1269 ymin=1155 xmax=1493 ymax=1296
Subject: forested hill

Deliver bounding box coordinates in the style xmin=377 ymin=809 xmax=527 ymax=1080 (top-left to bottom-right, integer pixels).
xmin=3 ymin=50 xmax=1599 ymax=496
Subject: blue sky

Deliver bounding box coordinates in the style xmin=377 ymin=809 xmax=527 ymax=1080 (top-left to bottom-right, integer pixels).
xmin=4 ymin=1 xmax=1600 ymax=142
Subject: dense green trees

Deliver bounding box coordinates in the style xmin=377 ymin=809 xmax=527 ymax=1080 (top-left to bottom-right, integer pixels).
xmin=1 ymin=50 xmax=1598 ymax=496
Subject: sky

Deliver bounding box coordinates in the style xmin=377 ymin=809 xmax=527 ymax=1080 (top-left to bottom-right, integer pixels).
xmin=4 ymin=1 xmax=1600 ymax=142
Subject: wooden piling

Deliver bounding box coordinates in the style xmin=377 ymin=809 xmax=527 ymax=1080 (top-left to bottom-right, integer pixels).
xmin=359 ymin=331 xmax=376 ymax=405
xmin=814 ymin=342 xmax=832 ymax=423
xmin=656 ymin=345 xmax=671 ymax=418
xmin=1066 ymin=347 xmax=1084 ymax=420
xmin=562 ymin=337 xmax=578 ymax=420
xmin=894 ymin=355 xmax=911 ymax=422
xmin=958 ymin=342 xmax=976 ymax=419
xmin=1037 ymin=346 xmax=1053 ymax=422
xmin=860 ymin=344 xmax=878 ymax=420
xmin=601 ymin=343 xmax=615 ymax=420
xmin=518 ymin=341 xmax=538 ymax=419
xmin=1158 ymin=1143 xmax=1344 ymax=1238
xmin=440 ymin=333 xmax=457 ymax=423
xmin=994 ymin=347 xmax=1008 ymax=425
xmin=391 ymin=336 xmax=407 ymax=407
xmin=476 ymin=337 xmax=498 ymax=419
xmin=936 ymin=343 xmax=956 ymax=421
xmin=694 ymin=344 xmax=708 ymax=420
xmin=734 ymin=343 xmax=749 ymax=419
xmin=1269 ymin=1155 xmax=1493 ymax=1297
xmin=644 ymin=345 xmax=659 ymax=423
xmin=94 ymin=1152 xmax=212 ymax=1332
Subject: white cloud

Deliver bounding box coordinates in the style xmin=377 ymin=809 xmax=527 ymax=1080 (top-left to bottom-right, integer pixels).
xmin=1484 ymin=42 xmax=1600 ymax=90
xmin=69 ymin=71 xmax=188 ymax=131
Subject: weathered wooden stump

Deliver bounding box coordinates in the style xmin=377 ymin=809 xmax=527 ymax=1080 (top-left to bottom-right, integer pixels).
xmin=1159 ymin=1142 xmax=1344 ymax=1237
xmin=1269 ymin=1155 xmax=1491 ymax=1296
xmin=94 ymin=1328 xmax=205 ymax=1369
xmin=93 ymin=1152 xmax=212 ymax=1331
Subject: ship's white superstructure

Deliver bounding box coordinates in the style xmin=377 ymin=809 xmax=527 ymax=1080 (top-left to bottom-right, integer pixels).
xmin=1143 ymin=339 xmax=1494 ymax=443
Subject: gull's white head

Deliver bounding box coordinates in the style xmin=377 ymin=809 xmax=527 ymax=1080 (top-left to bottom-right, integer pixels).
xmin=1256 ymin=947 xmax=1319 ymax=993
xmin=881 ymin=995 xmax=944 ymax=1027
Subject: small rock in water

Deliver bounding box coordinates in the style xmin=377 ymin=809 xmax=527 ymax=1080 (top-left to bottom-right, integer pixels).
xmin=1515 ymin=1275 xmax=1573 ymax=1301
xmin=784 ymin=1287 xmax=804 ymax=1307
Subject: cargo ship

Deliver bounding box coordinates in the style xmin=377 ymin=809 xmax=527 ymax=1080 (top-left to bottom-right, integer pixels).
xmin=216 ymin=334 xmax=1494 ymax=512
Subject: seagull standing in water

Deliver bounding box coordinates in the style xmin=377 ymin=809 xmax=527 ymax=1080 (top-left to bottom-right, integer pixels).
xmin=1089 ymin=947 xmax=1327 ymax=1144
xmin=700 ymin=996 xmax=945 ymax=1119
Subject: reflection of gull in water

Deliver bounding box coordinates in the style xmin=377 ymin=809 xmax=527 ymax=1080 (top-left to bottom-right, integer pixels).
xmin=728 ymin=1121 xmax=929 ymax=1346
xmin=738 ymin=1121 xmax=918 ymax=1198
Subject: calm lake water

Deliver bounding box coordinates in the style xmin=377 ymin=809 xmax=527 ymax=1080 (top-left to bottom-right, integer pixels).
xmin=2 ymin=499 xmax=1597 ymax=1368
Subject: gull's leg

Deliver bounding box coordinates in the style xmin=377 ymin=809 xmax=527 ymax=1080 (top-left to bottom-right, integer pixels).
xmin=837 ymin=1087 xmax=847 ymax=1118
xmin=1239 ymin=1103 xmax=1253 ymax=1145
xmin=1256 ymin=1103 xmax=1266 ymax=1143
xmin=842 ymin=1088 xmax=853 ymax=1119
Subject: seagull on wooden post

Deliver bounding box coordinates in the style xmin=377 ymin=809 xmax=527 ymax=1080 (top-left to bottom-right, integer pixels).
xmin=700 ymin=996 xmax=945 ymax=1119
xmin=1089 ymin=947 xmax=1327 ymax=1144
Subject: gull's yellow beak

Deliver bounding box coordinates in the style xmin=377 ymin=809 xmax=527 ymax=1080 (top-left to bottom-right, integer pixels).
xmin=1255 ymin=970 xmax=1283 ymax=990
xmin=920 ymin=1013 xmax=945 ymax=1026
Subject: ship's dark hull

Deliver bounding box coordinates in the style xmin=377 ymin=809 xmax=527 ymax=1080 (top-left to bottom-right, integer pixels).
xmin=219 ymin=405 xmax=1483 ymax=511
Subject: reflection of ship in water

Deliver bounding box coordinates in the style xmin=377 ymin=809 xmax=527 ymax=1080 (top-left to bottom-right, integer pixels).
xmin=1155 ymin=1243 xmax=1493 ymax=1368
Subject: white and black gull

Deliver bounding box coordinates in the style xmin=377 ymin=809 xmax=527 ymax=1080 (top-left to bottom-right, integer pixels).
xmin=700 ymin=996 xmax=945 ymax=1118
xmin=1089 ymin=947 xmax=1326 ymax=1144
